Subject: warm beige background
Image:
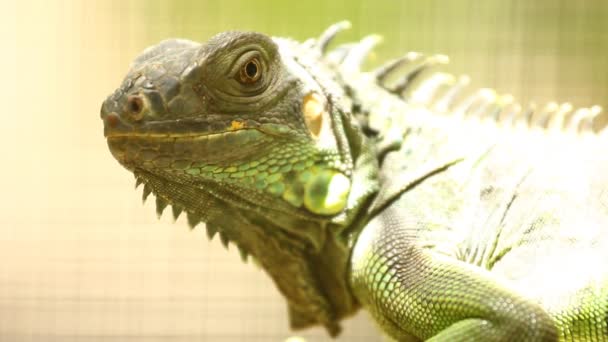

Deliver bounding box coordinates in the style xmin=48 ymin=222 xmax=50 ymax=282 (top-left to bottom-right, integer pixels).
xmin=1 ymin=1 xmax=606 ymax=341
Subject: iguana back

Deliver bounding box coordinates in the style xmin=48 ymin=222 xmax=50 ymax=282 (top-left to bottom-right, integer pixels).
xmin=333 ymin=23 xmax=608 ymax=341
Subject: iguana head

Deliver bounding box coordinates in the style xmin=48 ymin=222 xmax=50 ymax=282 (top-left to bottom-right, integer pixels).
xmin=101 ymin=25 xmax=378 ymax=335
xmin=101 ymin=30 xmax=356 ymax=223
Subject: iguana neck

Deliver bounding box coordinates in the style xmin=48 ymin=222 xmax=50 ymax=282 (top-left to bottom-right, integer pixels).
xmin=236 ymin=111 xmax=382 ymax=336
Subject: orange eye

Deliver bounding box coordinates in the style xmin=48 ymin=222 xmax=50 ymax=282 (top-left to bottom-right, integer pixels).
xmin=239 ymin=58 xmax=261 ymax=84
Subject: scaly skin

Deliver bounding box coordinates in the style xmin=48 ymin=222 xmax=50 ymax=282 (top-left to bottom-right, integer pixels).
xmin=101 ymin=23 xmax=608 ymax=340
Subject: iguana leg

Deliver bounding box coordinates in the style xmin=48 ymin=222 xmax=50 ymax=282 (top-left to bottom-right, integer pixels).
xmin=349 ymin=208 xmax=558 ymax=341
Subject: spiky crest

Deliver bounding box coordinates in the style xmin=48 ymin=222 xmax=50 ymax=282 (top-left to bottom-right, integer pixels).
xmin=317 ymin=22 xmax=605 ymax=135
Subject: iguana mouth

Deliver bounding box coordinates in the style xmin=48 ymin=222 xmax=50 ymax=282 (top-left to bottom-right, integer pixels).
xmin=103 ymin=110 xmax=294 ymax=140
xmin=106 ymin=127 xmax=255 ymax=140
xmin=103 ymin=111 xmax=255 ymax=135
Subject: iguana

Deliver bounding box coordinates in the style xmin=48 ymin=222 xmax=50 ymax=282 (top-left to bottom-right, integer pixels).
xmin=100 ymin=22 xmax=608 ymax=341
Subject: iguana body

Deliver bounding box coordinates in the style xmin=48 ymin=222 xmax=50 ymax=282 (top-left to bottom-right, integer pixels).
xmin=101 ymin=22 xmax=608 ymax=341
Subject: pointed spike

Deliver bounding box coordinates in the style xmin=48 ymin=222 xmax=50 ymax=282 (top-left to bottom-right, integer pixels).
xmin=581 ymin=105 xmax=602 ymax=133
xmin=469 ymin=89 xmax=498 ymax=118
xmin=433 ymin=75 xmax=471 ymax=112
xmin=142 ymin=184 xmax=152 ymax=203
xmin=317 ymin=20 xmax=351 ymax=53
xmin=547 ymin=102 xmax=572 ymax=131
xmin=341 ymin=34 xmax=383 ymax=73
xmin=373 ymin=52 xmax=422 ymax=83
xmin=135 ymin=177 xmax=144 ymax=189
xmin=601 ymin=124 xmax=608 ymax=137
xmin=186 ymin=211 xmax=201 ymax=229
xmin=392 ymin=54 xmax=450 ymax=95
xmin=219 ymin=232 xmax=230 ymax=249
xmin=206 ymin=224 xmax=218 ymax=240
xmin=591 ymin=105 xmax=603 ymax=115
xmin=482 ymin=93 xmax=512 ymax=122
xmin=453 ymin=88 xmax=495 ymax=117
xmin=567 ymin=107 xmax=590 ymax=133
xmin=250 ymin=256 xmax=263 ymax=270
xmin=237 ymin=245 xmax=248 ymax=262
xmin=494 ymin=94 xmax=515 ymax=123
xmin=498 ymin=102 xmax=522 ymax=126
xmin=301 ymin=38 xmax=315 ymax=49
xmin=410 ymin=72 xmax=455 ymax=105
xmin=514 ymin=102 xmax=536 ymax=128
xmin=524 ymin=103 xmax=537 ymax=126
xmin=325 ymin=43 xmax=356 ymax=65
xmin=171 ymin=205 xmax=183 ymax=221
xmin=155 ymin=196 xmax=168 ymax=218
xmin=530 ymin=102 xmax=558 ymax=128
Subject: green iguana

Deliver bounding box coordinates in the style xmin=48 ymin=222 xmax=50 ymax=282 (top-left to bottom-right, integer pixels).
xmin=100 ymin=22 xmax=608 ymax=341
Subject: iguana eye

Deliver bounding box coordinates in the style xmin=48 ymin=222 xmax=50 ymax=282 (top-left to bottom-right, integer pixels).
xmin=126 ymin=95 xmax=145 ymax=121
xmin=239 ymin=57 xmax=261 ymax=84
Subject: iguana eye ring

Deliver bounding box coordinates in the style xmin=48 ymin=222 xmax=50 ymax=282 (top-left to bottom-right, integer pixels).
xmin=239 ymin=57 xmax=261 ymax=84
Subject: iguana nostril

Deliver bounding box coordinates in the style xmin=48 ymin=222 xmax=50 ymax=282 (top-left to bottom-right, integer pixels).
xmin=126 ymin=95 xmax=144 ymax=121
xmin=105 ymin=112 xmax=120 ymax=128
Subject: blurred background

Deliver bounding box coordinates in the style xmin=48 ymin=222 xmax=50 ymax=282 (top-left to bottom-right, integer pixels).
xmin=1 ymin=1 xmax=606 ymax=341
